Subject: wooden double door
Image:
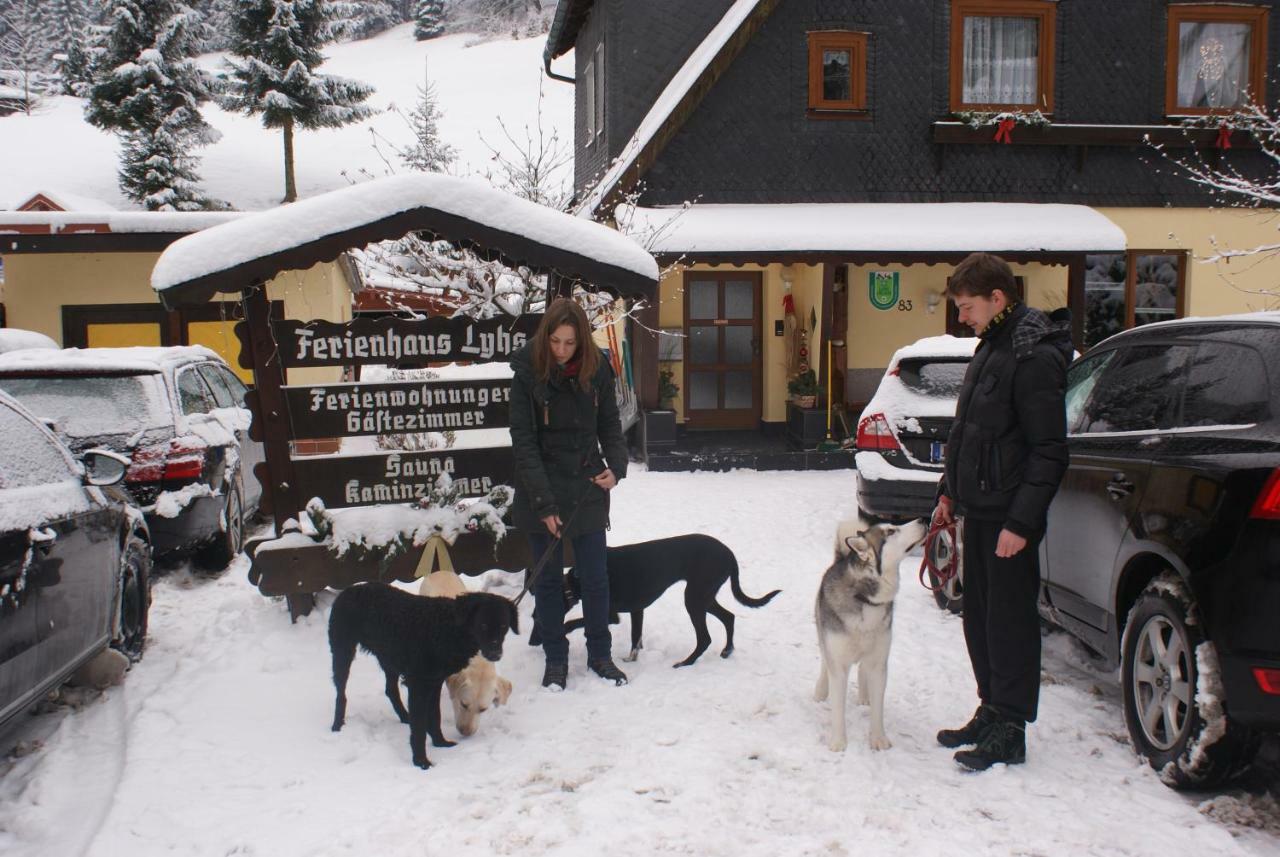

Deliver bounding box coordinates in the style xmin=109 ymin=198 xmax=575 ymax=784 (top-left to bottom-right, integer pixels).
xmin=683 ymin=272 xmax=762 ymax=430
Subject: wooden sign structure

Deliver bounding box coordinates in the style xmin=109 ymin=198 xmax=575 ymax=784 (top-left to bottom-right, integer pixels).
xmin=148 ymin=175 xmax=660 ymax=620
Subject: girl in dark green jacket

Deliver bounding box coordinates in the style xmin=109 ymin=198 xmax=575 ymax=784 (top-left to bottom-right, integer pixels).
xmin=509 ymin=298 xmax=629 ymax=689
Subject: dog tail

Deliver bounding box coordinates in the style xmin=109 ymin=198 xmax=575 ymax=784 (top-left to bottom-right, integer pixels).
xmin=728 ymin=554 xmax=780 ymax=608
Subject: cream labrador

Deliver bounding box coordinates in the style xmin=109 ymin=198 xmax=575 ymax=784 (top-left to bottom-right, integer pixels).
xmin=420 ymin=569 xmax=513 ymax=736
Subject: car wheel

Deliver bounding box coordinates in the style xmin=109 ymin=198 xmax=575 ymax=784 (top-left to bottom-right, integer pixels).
xmin=111 ymin=535 xmax=151 ymax=661
xmin=195 ymin=482 xmax=244 ymax=571
xmin=1121 ymin=573 xmax=1256 ymax=789
xmin=925 ymin=522 xmax=963 ymax=614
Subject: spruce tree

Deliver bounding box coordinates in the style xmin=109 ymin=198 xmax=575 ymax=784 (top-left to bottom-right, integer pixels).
xmin=41 ymin=0 xmax=94 ymax=94
xmin=223 ymin=0 xmax=375 ymax=203
xmin=331 ymin=0 xmax=400 ymax=40
xmin=0 ymin=0 xmax=48 ymax=114
xmin=85 ymin=0 xmax=219 ymax=210
xmin=400 ymin=64 xmax=454 ymax=172
xmin=413 ymin=0 xmax=443 ymax=40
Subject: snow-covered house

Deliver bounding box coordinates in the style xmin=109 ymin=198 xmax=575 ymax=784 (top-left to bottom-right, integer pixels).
xmin=0 ymin=192 xmax=360 ymax=386
xmin=547 ymin=0 xmax=1280 ymax=435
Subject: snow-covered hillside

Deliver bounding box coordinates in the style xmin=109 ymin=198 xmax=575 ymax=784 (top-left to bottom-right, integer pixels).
xmin=0 ymin=25 xmax=571 ymax=212
xmin=0 ymin=468 xmax=1276 ymax=857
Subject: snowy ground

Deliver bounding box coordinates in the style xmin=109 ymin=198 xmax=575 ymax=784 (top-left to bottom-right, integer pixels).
xmin=0 ymin=26 xmax=571 ymax=212
xmin=1 ymin=468 xmax=1277 ymax=856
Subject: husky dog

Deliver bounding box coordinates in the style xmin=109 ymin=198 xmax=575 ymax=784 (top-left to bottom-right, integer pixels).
xmin=814 ymin=518 xmax=928 ymax=751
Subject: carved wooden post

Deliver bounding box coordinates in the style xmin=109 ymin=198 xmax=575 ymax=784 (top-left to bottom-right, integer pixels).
xmin=239 ymin=282 xmax=313 ymax=620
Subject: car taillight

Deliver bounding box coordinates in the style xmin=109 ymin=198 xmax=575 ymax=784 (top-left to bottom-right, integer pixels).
xmin=1250 ymin=468 xmax=1280 ymax=520
xmin=856 ymin=413 xmax=900 ymax=452
xmin=125 ymin=440 xmax=205 ymax=483
xmin=1254 ymin=667 xmax=1280 ymax=695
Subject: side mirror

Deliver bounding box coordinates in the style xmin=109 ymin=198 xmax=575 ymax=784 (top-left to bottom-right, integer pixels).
xmin=81 ymin=448 xmax=130 ymax=487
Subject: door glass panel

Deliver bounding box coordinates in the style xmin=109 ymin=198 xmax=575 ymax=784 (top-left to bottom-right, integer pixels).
xmin=689 ymin=280 xmax=718 ymax=320
xmin=723 ymin=371 xmax=752 ymax=409
xmin=1065 ymin=351 xmax=1117 ymax=434
xmin=688 ymin=326 xmax=719 ymax=365
xmin=1132 ymin=254 xmax=1181 ymax=329
xmin=188 ymin=320 xmax=254 ymax=384
xmin=1084 ymin=253 xmax=1126 ymax=348
xmin=724 ymin=326 xmax=753 ymax=364
xmin=1080 ymin=345 xmax=1192 ymax=433
xmin=724 ymin=281 xmax=753 ymax=319
xmin=689 ymin=371 xmax=718 ymax=409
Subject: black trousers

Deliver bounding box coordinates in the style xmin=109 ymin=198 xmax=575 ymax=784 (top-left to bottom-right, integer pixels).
xmin=961 ymin=517 xmax=1042 ymax=724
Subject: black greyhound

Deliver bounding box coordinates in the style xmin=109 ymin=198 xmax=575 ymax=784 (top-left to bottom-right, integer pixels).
xmin=530 ymin=534 xmax=780 ymax=667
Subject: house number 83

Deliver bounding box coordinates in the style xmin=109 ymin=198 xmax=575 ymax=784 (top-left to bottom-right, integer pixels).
xmin=897 ymin=299 xmax=914 ymax=311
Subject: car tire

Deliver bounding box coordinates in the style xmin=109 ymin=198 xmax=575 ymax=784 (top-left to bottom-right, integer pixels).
xmin=925 ymin=522 xmax=963 ymax=614
xmin=195 ymin=482 xmax=244 ymax=571
xmin=111 ymin=534 xmax=151 ymax=661
xmin=1121 ymin=573 xmax=1257 ymax=789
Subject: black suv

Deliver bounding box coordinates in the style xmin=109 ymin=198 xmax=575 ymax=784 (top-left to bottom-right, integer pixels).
xmin=1039 ymin=312 xmax=1280 ymax=788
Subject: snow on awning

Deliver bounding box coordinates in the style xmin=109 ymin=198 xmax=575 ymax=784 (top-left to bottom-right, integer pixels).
xmin=151 ymin=174 xmax=659 ymax=309
xmin=625 ymin=203 xmax=1127 ymax=258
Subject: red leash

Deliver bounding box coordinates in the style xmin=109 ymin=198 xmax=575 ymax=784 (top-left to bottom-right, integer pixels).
xmin=918 ymin=520 xmax=959 ymax=593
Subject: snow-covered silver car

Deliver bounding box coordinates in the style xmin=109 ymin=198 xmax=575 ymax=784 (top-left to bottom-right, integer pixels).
xmin=0 ymin=347 xmax=263 ymax=568
xmin=855 ymin=335 xmax=978 ymax=522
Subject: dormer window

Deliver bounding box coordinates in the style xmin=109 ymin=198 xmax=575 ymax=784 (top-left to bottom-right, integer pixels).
xmin=1166 ymin=4 xmax=1268 ymax=115
xmin=584 ymin=42 xmax=604 ymax=144
xmin=949 ymin=0 xmax=1056 ymax=113
xmin=807 ymin=31 xmax=868 ymax=114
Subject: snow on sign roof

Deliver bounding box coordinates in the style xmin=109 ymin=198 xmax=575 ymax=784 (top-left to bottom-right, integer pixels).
xmin=575 ymin=0 xmax=768 ymax=218
xmin=0 ymin=210 xmax=241 ymax=234
xmin=624 ymin=203 xmax=1128 ymax=255
xmin=151 ymin=174 xmax=659 ymax=309
xmin=0 ymin=345 xmax=221 ymax=375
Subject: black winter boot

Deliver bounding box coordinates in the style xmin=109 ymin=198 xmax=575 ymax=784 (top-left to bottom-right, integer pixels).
xmin=588 ymin=657 xmax=628 ymax=686
xmin=954 ymin=717 xmax=1026 ymax=771
xmin=936 ymin=704 xmax=999 ymax=748
xmin=542 ymin=661 xmax=568 ymax=691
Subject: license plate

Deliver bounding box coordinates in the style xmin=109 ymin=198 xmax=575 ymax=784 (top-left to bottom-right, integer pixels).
xmin=930 ymin=441 xmax=945 ymax=464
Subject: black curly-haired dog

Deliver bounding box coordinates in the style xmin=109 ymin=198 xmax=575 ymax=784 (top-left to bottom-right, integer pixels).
xmin=328 ymin=582 xmax=518 ymax=770
xmin=531 ymin=534 xmax=781 ymax=667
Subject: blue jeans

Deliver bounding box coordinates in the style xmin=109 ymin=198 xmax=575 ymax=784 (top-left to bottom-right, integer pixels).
xmin=528 ymin=529 xmax=611 ymax=663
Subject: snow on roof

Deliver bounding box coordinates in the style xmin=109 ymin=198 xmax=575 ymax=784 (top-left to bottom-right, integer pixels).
xmin=0 ymin=329 xmax=58 ymax=354
xmin=11 ymin=189 xmax=120 ymax=212
xmin=0 ymin=210 xmax=242 ymax=234
xmin=574 ymin=0 xmax=765 ymax=218
xmin=0 ymin=345 xmax=221 ymax=375
xmin=624 ymin=203 xmax=1128 ymax=255
xmin=151 ymin=173 xmax=658 ymax=299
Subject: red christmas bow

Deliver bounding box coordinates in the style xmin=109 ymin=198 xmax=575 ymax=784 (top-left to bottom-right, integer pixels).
xmin=993 ymin=117 xmax=1016 ymax=144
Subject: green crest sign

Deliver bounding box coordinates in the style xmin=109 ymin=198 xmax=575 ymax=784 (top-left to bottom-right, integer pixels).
xmin=869 ymin=271 xmax=899 ymax=311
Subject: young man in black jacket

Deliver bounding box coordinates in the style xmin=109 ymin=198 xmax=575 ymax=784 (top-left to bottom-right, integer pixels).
xmin=932 ymin=252 xmax=1071 ymax=771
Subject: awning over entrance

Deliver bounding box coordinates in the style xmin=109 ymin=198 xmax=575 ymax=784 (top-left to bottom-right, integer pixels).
xmin=151 ymin=174 xmax=660 ymax=309
xmin=625 ymin=202 xmax=1126 ymax=262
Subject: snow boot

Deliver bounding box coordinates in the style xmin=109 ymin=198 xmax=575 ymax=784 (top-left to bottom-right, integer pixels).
xmin=954 ymin=717 xmax=1026 ymax=771
xmin=542 ymin=661 xmax=568 ymax=691
xmin=588 ymin=657 xmax=628 ymax=686
xmin=936 ymin=704 xmax=999 ymax=748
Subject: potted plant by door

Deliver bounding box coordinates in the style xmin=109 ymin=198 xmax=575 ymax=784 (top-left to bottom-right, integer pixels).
xmin=658 ymin=367 xmax=680 ymax=410
xmin=788 ymin=369 xmax=819 ymax=409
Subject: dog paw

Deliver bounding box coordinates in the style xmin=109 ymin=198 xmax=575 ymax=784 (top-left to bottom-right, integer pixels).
xmin=813 ymin=688 xmax=828 ymax=702
xmin=868 ymin=734 xmax=892 ymax=751
xmin=856 ymin=694 xmax=870 ymax=707
xmin=828 ymin=737 xmax=848 ymax=753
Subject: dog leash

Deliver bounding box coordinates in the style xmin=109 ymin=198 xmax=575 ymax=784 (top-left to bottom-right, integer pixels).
xmin=918 ymin=519 xmax=959 ymax=593
xmin=512 ymin=482 xmax=595 ymax=608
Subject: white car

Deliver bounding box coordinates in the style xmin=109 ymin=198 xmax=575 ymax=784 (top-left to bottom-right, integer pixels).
xmin=855 ymin=335 xmax=978 ymax=521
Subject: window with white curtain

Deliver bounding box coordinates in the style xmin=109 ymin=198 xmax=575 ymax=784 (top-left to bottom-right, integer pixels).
xmin=1167 ymin=5 xmax=1268 ymax=114
xmin=950 ymin=1 xmax=1055 ymax=112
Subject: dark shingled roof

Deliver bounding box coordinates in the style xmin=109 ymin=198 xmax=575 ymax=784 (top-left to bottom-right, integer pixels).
xmin=544 ymin=0 xmax=595 ymax=62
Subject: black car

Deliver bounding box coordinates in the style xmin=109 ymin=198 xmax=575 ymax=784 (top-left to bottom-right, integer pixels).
xmin=1039 ymin=312 xmax=1280 ymax=788
xmin=0 ymin=347 xmax=263 ymax=568
xmin=0 ymin=390 xmax=151 ymax=728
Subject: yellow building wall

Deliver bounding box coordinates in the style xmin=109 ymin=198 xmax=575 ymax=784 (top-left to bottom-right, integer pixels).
xmin=0 ymin=250 xmax=351 ymax=385
xmin=1097 ymin=207 xmax=1280 ymax=315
